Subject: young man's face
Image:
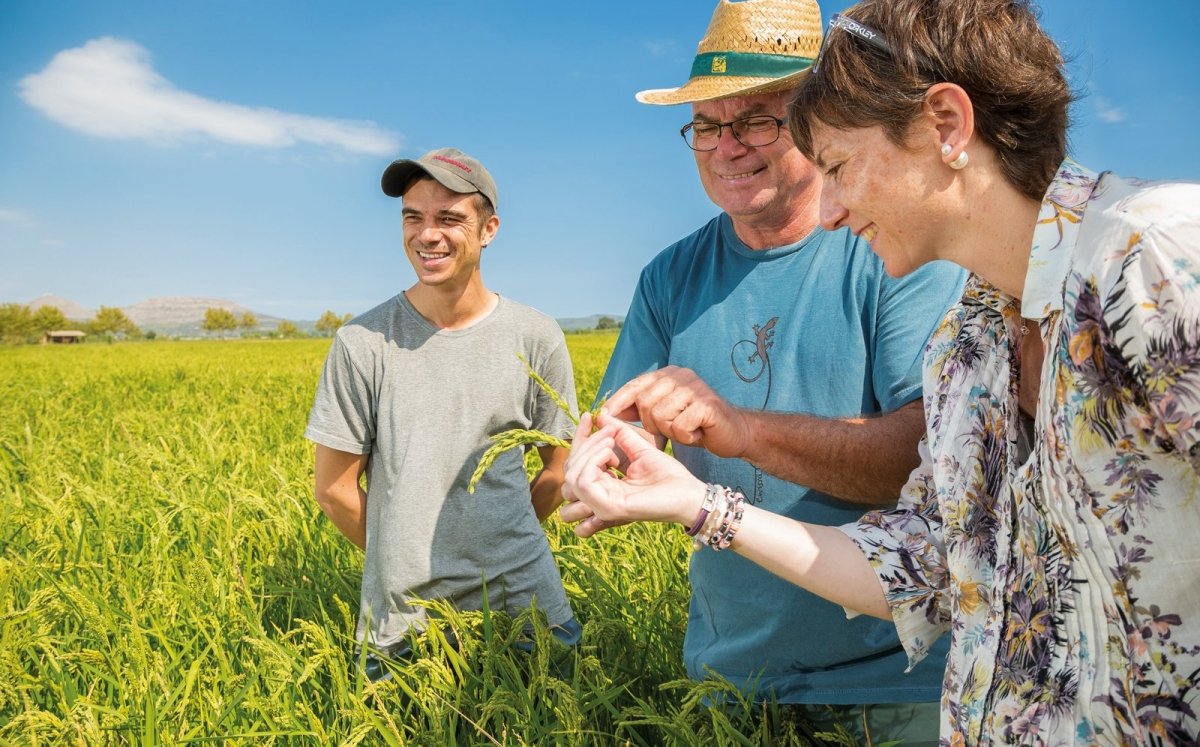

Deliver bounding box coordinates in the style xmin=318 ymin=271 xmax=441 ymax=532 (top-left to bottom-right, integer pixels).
xmin=401 ymin=178 xmax=499 ymax=290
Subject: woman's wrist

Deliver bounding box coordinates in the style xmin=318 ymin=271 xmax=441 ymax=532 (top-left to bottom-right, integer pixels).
xmin=685 ymin=484 xmax=747 ymax=552
xmin=682 ymin=483 xmax=717 ymax=534
xmin=672 ymin=478 xmax=709 ymax=527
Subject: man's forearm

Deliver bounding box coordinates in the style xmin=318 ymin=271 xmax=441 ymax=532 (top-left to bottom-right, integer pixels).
xmin=316 ymin=486 xmax=367 ymax=549
xmin=530 ymin=470 xmax=563 ymax=523
xmin=737 ymin=400 xmax=925 ymax=506
xmin=313 ymin=445 xmax=369 ymax=549
xmin=530 ymin=445 xmax=569 ymax=523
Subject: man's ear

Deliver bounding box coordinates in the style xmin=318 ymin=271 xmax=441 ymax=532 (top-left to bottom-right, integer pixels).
xmin=481 ymin=214 xmax=500 ymax=247
xmin=924 ymin=82 xmax=975 ymax=166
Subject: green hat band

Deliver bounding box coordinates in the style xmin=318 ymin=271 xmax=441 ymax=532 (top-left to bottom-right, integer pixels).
xmin=689 ymin=51 xmax=814 ymax=79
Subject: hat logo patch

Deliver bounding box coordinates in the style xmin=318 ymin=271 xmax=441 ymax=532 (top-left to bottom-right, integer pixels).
xmin=711 ymin=55 xmax=727 ymax=74
xmin=433 ymin=154 xmax=473 ymax=173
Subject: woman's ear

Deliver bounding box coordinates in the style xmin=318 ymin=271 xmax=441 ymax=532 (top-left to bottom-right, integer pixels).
xmin=924 ymin=82 xmax=975 ymax=166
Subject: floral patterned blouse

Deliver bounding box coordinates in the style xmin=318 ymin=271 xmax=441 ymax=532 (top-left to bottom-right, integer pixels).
xmin=842 ymin=160 xmax=1200 ymax=745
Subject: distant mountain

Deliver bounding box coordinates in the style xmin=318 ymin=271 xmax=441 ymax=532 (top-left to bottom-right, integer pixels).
xmin=17 ymin=293 xmax=621 ymax=336
xmin=16 ymin=294 xmax=292 ymax=334
xmin=26 ymin=294 xmax=93 ymax=321
xmin=121 ymin=297 xmax=282 ymax=330
xmin=556 ymin=314 xmax=624 ymax=332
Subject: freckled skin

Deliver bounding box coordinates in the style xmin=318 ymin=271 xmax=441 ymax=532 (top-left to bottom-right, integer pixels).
xmin=812 ymin=121 xmax=958 ymax=278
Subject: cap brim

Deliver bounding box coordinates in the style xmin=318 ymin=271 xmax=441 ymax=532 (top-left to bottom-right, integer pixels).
xmin=381 ymin=159 xmax=478 ymax=198
xmin=635 ymin=68 xmax=811 ymax=106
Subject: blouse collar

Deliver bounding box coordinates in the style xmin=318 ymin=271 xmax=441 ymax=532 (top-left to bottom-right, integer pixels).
xmin=1020 ymin=158 xmax=1101 ymax=319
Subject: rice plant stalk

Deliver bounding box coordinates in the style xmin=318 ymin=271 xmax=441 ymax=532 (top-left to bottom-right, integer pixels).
xmin=467 ymin=352 xmax=600 ymax=494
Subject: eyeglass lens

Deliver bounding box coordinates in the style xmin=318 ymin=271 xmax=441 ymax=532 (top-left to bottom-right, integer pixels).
xmin=683 ymin=116 xmax=782 ymax=151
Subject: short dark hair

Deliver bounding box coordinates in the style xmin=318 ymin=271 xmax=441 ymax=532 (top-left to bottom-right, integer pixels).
xmin=789 ymin=0 xmax=1072 ymax=200
xmin=471 ymin=193 xmax=496 ymax=223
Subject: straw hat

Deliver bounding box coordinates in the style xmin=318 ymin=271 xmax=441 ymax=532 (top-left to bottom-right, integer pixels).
xmin=637 ymin=0 xmax=824 ymax=106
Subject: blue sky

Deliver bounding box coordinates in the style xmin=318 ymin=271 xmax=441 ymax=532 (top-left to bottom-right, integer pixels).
xmin=1 ymin=1 xmax=1197 ymax=322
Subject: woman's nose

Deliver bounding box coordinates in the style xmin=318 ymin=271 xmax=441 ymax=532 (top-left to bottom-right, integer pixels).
xmin=818 ymin=187 xmax=849 ymax=232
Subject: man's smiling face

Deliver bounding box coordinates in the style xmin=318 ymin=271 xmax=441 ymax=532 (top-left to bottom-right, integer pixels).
xmin=401 ymin=178 xmax=497 ymax=290
xmin=690 ymin=90 xmax=819 ymax=232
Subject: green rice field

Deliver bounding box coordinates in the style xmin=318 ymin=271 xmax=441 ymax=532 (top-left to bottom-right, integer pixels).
xmin=1 ymin=335 xmax=857 ymax=745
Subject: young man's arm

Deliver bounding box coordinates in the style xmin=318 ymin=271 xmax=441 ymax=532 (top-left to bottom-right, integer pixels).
xmin=314 ymin=444 xmax=369 ymax=549
xmin=530 ymin=444 xmax=570 ymax=523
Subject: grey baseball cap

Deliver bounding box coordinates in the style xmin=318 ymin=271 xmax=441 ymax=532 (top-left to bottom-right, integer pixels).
xmin=380 ymin=147 xmax=498 ymax=212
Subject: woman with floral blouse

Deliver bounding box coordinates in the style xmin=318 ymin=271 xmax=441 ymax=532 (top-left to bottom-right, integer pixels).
xmin=561 ymin=0 xmax=1199 ymax=743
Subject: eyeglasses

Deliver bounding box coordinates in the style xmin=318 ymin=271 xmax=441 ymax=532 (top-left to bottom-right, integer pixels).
xmin=679 ymin=115 xmax=787 ymax=152
xmin=812 ymin=13 xmax=894 ymax=75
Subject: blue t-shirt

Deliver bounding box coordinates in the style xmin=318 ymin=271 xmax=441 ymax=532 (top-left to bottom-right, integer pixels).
xmin=598 ymin=214 xmax=964 ymax=705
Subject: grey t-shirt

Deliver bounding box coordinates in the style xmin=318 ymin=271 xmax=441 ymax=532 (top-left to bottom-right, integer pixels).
xmin=305 ymin=293 xmax=577 ymax=654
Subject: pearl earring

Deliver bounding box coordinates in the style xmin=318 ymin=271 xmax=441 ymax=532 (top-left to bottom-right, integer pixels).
xmin=940 ymin=143 xmax=952 ymax=157
xmin=949 ymin=150 xmax=969 ymax=170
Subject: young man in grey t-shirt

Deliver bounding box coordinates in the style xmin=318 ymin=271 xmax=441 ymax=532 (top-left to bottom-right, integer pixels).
xmin=305 ymin=148 xmax=580 ymax=680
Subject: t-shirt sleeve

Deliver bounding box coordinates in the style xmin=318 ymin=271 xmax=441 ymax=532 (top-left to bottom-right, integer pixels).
xmin=838 ymin=434 xmax=952 ymax=669
xmin=531 ymin=334 xmax=579 ymax=441
xmin=872 ymin=260 xmax=966 ymax=412
xmin=594 ymin=266 xmax=673 ymax=409
xmin=304 ymin=334 xmax=375 ymax=454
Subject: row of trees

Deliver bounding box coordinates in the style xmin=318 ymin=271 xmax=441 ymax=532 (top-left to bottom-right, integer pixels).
xmin=200 ymin=308 xmax=260 ymax=337
xmin=0 ymin=304 xmax=617 ymax=343
xmin=200 ymin=308 xmax=352 ymax=338
xmin=315 ymin=310 xmax=353 ymax=336
xmin=0 ymin=303 xmax=141 ymax=344
xmin=0 ymin=302 xmax=357 ymax=345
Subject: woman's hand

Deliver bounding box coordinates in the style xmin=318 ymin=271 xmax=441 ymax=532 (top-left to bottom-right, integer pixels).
xmin=560 ymin=412 xmax=705 ymax=537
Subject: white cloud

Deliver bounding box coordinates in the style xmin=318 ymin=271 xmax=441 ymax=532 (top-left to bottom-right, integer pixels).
xmin=0 ymin=208 xmax=35 ymax=226
xmin=1095 ymin=96 xmax=1127 ymax=124
xmin=19 ymin=37 xmax=401 ymax=156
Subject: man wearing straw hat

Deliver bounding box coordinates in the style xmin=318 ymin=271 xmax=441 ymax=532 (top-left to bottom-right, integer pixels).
xmin=563 ymin=0 xmax=962 ymax=741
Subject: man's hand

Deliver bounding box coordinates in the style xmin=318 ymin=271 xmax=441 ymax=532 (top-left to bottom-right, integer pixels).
xmin=601 ymin=366 xmax=751 ymax=458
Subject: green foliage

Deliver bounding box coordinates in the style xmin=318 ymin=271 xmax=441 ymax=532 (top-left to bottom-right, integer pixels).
xmin=595 ymin=316 xmax=622 ymax=331
xmin=0 ymin=303 xmax=74 ymax=343
xmin=315 ymin=310 xmax=352 ymax=337
xmin=275 ymin=320 xmax=302 ymax=338
xmin=31 ymin=305 xmax=68 ymax=333
xmin=90 ymin=305 xmax=141 ymax=338
xmin=239 ymin=311 xmax=259 ymax=330
xmin=88 ymin=305 xmax=141 ymax=338
xmin=0 ymin=334 xmax=854 ymax=745
xmin=0 ymin=302 xmax=35 ymax=343
xmin=202 ymin=307 xmax=239 ymax=336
